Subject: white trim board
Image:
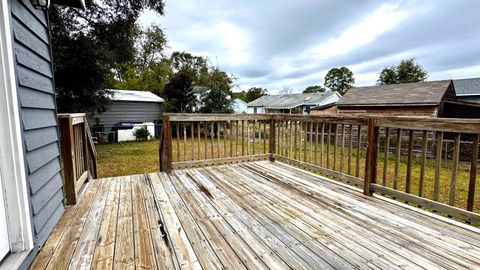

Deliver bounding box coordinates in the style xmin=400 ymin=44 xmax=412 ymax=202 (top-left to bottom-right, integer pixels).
xmin=0 ymin=0 xmax=34 ymax=266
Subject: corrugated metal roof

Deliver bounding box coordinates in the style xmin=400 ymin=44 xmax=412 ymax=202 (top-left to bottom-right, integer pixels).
xmin=247 ymin=92 xmax=338 ymax=109
xmin=453 ymin=77 xmax=480 ymax=96
xmin=336 ymin=80 xmax=452 ymax=107
xmin=108 ymin=89 xmax=164 ymax=103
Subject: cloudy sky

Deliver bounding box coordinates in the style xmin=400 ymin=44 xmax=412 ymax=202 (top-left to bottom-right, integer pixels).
xmin=140 ymin=0 xmax=480 ymax=94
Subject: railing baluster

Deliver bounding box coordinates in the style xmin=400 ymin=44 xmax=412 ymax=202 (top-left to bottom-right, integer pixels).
xmin=467 ymin=134 xmax=479 ymax=212
xmin=356 ymin=125 xmax=361 ymax=177
xmin=449 ymin=133 xmax=461 ymax=206
xmin=327 ymin=123 xmax=331 ymax=168
xmin=406 ymin=130 xmax=414 ymax=193
xmin=246 ymin=120 xmax=250 ymax=156
xmin=251 ymin=120 xmax=254 ymax=155
xmin=191 ymin=122 xmax=194 ymax=161
xmin=204 ymin=122 xmax=207 ymax=159
xmin=176 ymin=122 xmax=180 ymax=161
xmin=300 ymin=121 xmax=303 ymax=161
xmin=183 ymin=123 xmax=187 ymax=161
xmin=434 ymin=131 xmax=443 ymax=201
xmin=382 ymin=127 xmax=390 ymax=186
xmin=348 ymin=124 xmax=353 ymax=175
xmin=419 ymin=130 xmax=428 ymax=197
xmin=294 ymin=121 xmax=298 ymax=160
xmin=285 ymin=120 xmax=288 ymax=157
xmin=223 ymin=122 xmax=227 ymax=157
xmin=340 ymin=124 xmax=345 ymax=173
xmin=394 ymin=128 xmax=402 ymax=190
xmin=304 ymin=121 xmax=307 ymax=162
xmin=315 ymin=122 xmax=319 ymax=165
xmin=320 ymin=123 xmax=325 ymax=167
xmin=289 ymin=120 xmax=293 ymax=158
xmin=228 ymin=121 xmax=233 ymax=157
xmin=333 ymin=124 xmax=338 ymax=170
xmin=217 ymin=122 xmax=221 ymax=158
xmin=197 ymin=122 xmax=201 ymax=160
xmin=241 ymin=120 xmax=245 ymax=156
xmin=309 ymin=121 xmax=313 ymax=164
xmin=263 ymin=121 xmax=267 ymax=154
xmin=236 ymin=120 xmax=239 ymax=156
xmin=269 ymin=119 xmax=276 ymax=161
xmin=210 ymin=122 xmax=214 ymax=158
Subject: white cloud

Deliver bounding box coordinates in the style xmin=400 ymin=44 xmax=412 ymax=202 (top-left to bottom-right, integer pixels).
xmin=139 ymin=1 xmax=480 ymax=92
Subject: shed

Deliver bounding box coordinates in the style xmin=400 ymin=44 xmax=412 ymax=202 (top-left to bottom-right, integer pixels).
xmin=453 ymin=77 xmax=480 ymax=104
xmin=336 ymin=80 xmax=457 ymax=117
xmin=88 ymin=89 xmax=164 ymax=133
xmin=310 ymin=103 xmax=338 ymax=116
xmin=247 ymin=91 xmax=341 ymax=115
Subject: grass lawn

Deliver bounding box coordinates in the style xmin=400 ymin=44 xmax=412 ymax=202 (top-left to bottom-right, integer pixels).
xmin=96 ymin=138 xmax=479 ymax=213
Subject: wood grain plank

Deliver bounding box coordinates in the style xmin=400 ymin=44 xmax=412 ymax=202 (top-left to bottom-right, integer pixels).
xmin=30 ymin=181 xmax=99 ymax=270
xmin=150 ymin=173 xmax=201 ymax=269
xmin=132 ymin=175 xmax=157 ymax=270
xmin=142 ymin=174 xmax=178 ymax=269
xmin=113 ymin=176 xmax=135 ymax=270
xmin=42 ymin=180 xmax=102 ymax=270
xmin=91 ymin=179 xmax=121 ymax=270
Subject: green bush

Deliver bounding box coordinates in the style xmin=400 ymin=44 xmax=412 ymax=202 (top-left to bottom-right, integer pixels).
xmin=133 ymin=126 xmax=151 ymax=140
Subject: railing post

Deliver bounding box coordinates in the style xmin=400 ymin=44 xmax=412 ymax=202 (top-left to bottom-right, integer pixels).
xmin=269 ymin=118 xmax=276 ymax=162
xmin=159 ymin=115 xmax=173 ymax=173
xmin=59 ymin=116 xmax=77 ymax=205
xmin=364 ymin=118 xmax=379 ymax=196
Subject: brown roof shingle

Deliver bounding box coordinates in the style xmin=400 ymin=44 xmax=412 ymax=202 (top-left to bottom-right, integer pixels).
xmin=337 ymin=80 xmax=453 ymax=107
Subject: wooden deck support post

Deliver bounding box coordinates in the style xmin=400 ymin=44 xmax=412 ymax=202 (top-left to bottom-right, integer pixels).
xmin=364 ymin=118 xmax=379 ymax=196
xmin=159 ymin=115 xmax=173 ymax=173
xmin=269 ymin=119 xmax=276 ymax=162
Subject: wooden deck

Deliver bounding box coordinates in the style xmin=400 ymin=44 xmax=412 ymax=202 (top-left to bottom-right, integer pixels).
xmin=31 ymin=161 xmax=480 ymax=270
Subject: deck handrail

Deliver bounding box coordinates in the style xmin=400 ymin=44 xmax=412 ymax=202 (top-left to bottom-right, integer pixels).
xmin=159 ymin=113 xmax=480 ymax=224
xmin=58 ymin=113 xmax=97 ymax=205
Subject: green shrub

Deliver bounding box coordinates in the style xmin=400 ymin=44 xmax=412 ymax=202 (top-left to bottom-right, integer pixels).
xmin=133 ymin=126 xmax=151 ymax=140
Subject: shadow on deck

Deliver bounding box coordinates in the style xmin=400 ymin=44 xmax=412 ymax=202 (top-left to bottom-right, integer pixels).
xmin=30 ymin=161 xmax=480 ymax=269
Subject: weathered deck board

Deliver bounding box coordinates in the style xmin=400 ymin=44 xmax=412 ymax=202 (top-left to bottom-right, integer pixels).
xmin=31 ymin=161 xmax=480 ymax=270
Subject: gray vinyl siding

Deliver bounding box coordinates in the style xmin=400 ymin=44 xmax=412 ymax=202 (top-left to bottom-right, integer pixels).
xmin=89 ymin=101 xmax=163 ymax=131
xmin=9 ymin=0 xmax=64 ymax=266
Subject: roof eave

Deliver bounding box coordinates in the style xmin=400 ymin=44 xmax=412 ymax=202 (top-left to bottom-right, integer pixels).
xmin=337 ymin=102 xmax=439 ymax=108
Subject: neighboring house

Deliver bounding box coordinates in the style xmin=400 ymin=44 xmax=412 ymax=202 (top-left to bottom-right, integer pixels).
xmin=318 ymin=80 xmax=480 ymax=118
xmin=247 ymin=91 xmax=341 ymax=115
xmin=453 ymin=77 xmax=480 ymax=104
xmin=0 ymin=0 xmax=83 ymax=268
xmin=232 ymin=98 xmax=247 ymax=114
xmin=88 ymin=89 xmax=164 ymax=133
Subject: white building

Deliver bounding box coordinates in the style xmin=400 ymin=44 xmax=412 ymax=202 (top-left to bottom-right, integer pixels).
xmin=247 ymin=91 xmax=342 ymax=115
xmin=232 ymin=98 xmax=248 ymax=114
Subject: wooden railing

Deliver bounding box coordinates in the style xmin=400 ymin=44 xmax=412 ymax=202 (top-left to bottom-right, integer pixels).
xmin=59 ymin=113 xmax=97 ymax=205
xmin=159 ymin=113 xmax=480 ymax=224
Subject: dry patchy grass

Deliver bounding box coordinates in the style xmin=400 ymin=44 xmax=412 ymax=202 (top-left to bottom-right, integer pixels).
xmin=96 ymin=138 xmax=479 ymax=213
